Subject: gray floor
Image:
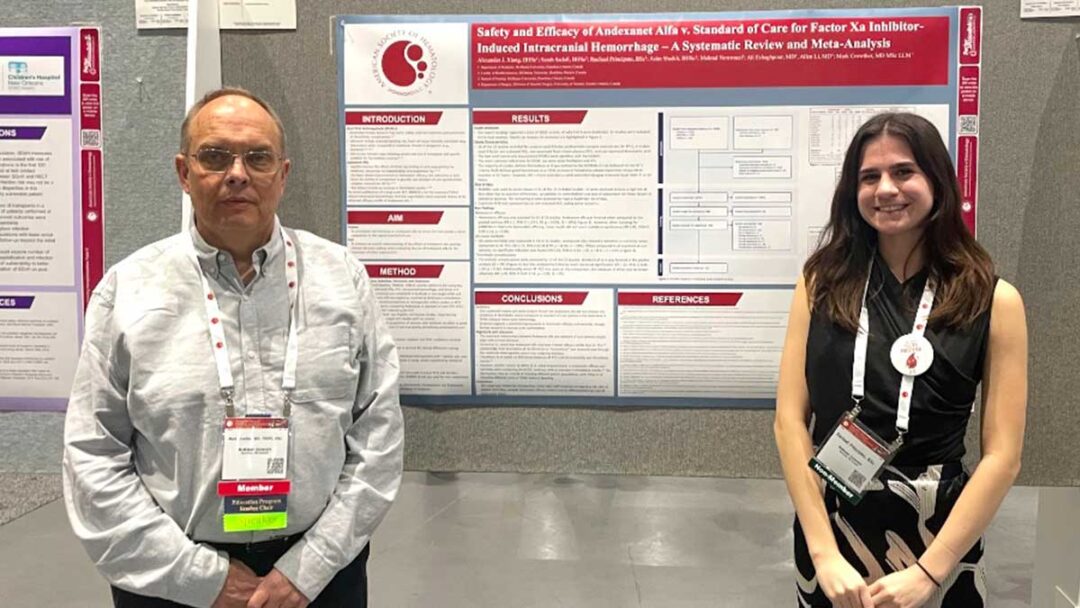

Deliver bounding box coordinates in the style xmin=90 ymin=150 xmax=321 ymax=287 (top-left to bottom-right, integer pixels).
xmin=0 ymin=471 xmax=1036 ymax=607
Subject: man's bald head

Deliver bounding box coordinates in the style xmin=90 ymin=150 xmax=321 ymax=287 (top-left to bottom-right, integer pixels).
xmin=179 ymin=87 xmax=286 ymax=153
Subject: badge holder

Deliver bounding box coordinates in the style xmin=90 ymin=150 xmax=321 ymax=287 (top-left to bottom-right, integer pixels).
xmin=810 ymin=402 xmax=903 ymax=505
xmin=216 ymin=390 xmax=293 ymax=533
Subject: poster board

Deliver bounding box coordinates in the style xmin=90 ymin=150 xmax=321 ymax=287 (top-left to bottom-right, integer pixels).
xmin=336 ymin=7 xmax=983 ymax=408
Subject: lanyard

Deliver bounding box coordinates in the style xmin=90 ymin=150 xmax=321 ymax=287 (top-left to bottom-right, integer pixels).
xmin=190 ymin=224 xmax=300 ymax=418
xmin=850 ymin=258 xmax=936 ymax=438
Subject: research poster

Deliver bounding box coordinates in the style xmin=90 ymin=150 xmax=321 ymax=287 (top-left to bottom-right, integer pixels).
xmin=337 ymin=7 xmax=983 ymax=407
xmin=0 ymin=27 xmax=104 ymax=410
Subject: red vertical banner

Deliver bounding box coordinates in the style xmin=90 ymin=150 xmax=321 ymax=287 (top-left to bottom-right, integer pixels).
xmin=958 ymin=7 xmax=982 ymax=65
xmin=956 ymin=7 xmax=981 ymax=236
xmin=957 ymin=67 xmax=979 ymax=116
xmin=80 ymin=83 xmax=101 ymax=131
xmin=956 ymin=136 xmax=978 ymax=234
xmin=80 ymin=150 xmax=104 ymax=306
xmin=78 ymin=28 xmax=104 ymax=305
xmin=79 ymin=28 xmax=101 ymax=82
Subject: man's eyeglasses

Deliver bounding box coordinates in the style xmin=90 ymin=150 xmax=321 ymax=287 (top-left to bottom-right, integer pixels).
xmin=189 ymin=148 xmax=283 ymax=174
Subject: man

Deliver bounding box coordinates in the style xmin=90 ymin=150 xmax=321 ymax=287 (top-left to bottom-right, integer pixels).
xmin=62 ymin=88 xmax=404 ymax=608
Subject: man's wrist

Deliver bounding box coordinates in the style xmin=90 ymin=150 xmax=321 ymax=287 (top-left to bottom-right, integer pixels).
xmin=274 ymin=537 xmax=336 ymax=602
xmin=179 ymin=548 xmax=231 ymax=608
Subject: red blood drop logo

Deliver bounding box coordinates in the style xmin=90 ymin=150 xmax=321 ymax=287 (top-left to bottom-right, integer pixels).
xmin=906 ymin=353 xmax=918 ymax=369
xmin=381 ymin=40 xmax=427 ymax=87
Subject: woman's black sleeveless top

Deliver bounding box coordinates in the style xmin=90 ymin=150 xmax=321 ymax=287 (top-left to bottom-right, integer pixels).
xmin=806 ymin=257 xmax=994 ymax=466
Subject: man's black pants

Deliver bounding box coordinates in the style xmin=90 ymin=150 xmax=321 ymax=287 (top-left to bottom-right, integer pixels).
xmin=110 ymin=535 xmax=369 ymax=607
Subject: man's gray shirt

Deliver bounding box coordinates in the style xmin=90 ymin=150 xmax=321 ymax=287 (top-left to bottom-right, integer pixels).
xmin=62 ymin=221 xmax=404 ymax=606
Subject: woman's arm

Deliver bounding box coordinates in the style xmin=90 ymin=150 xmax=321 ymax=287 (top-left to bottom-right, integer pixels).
xmin=869 ymin=279 xmax=1028 ymax=607
xmin=919 ymin=279 xmax=1028 ymax=579
xmin=775 ymin=275 xmax=874 ymax=608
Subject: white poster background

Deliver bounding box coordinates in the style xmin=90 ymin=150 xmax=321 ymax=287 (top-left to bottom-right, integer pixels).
xmin=475 ymin=289 xmax=614 ymax=397
xmin=0 ymin=118 xmax=75 ymax=286
xmin=0 ymin=292 xmax=80 ymax=399
xmin=347 ymin=208 xmax=471 ymax=261
xmin=368 ymin=262 xmax=472 ymax=396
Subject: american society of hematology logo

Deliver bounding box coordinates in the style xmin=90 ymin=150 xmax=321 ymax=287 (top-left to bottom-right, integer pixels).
xmin=371 ymin=30 xmax=437 ymax=96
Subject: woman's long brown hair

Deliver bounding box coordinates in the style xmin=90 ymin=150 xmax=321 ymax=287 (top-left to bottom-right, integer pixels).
xmin=804 ymin=113 xmax=995 ymax=333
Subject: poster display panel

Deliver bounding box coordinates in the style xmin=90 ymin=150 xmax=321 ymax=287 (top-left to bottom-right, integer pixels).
xmin=337 ymin=8 xmax=982 ymax=407
xmin=0 ymin=27 xmax=104 ymax=410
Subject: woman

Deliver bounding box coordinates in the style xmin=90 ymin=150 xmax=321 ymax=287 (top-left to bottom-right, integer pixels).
xmin=774 ymin=113 xmax=1027 ymax=608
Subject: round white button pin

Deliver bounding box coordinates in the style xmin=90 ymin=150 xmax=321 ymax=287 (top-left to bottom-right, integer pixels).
xmin=890 ymin=334 xmax=934 ymax=376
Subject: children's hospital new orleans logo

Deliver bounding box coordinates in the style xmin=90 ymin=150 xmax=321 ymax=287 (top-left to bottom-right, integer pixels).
xmin=2 ymin=61 xmax=28 ymax=93
xmin=371 ymin=30 xmax=437 ymax=96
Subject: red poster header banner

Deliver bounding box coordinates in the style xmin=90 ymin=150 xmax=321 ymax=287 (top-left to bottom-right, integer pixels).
xmin=473 ymin=110 xmax=588 ymax=125
xmin=345 ymin=111 xmax=444 ymax=126
xmin=475 ymin=291 xmax=590 ymax=305
xmin=471 ymin=17 xmax=949 ymax=89
xmin=365 ymin=264 xmax=445 ymax=279
xmin=618 ymin=292 xmax=743 ymax=306
xmin=348 ymin=210 xmax=444 ymax=225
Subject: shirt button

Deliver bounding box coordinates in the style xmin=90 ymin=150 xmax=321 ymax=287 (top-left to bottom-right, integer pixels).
xmin=247 ymin=350 xmax=256 ymax=360
xmin=217 ymin=253 xmax=227 ymax=261
xmin=208 ymin=268 xmax=218 ymax=277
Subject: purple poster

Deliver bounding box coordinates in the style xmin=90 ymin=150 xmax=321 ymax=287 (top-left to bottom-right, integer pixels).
xmin=0 ymin=27 xmax=104 ymax=411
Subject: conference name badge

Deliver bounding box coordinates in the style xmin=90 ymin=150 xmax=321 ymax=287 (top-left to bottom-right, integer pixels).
xmin=218 ymin=417 xmax=290 ymax=532
xmin=810 ymin=413 xmax=895 ymax=505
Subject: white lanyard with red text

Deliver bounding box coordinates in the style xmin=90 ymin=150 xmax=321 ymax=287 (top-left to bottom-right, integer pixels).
xmin=851 ymin=260 xmax=937 ymax=437
xmin=810 ymin=259 xmax=936 ymax=504
xmin=191 ymin=224 xmax=300 ymax=418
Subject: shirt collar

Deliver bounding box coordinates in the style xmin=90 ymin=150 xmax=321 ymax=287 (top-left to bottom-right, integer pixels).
xmin=189 ymin=217 xmax=284 ymax=278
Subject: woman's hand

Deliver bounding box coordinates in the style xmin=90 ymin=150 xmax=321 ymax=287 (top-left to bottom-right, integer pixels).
xmin=814 ymin=554 xmax=874 ymax=608
xmin=867 ymin=565 xmax=937 ymax=608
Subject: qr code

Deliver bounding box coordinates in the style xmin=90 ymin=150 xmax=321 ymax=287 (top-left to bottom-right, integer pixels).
xmin=847 ymin=469 xmax=866 ymax=489
xmin=266 ymin=458 xmax=285 ymax=476
xmin=81 ymin=129 xmax=101 ymax=148
xmin=958 ymin=115 xmax=978 ymax=135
